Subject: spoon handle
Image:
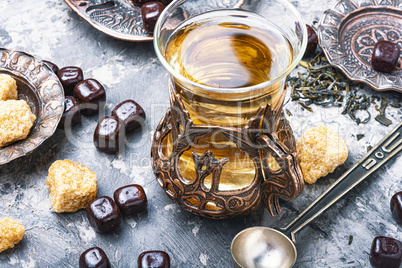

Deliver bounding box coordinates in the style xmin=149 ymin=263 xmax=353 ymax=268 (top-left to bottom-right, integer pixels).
xmin=280 ymin=122 xmax=402 ymax=243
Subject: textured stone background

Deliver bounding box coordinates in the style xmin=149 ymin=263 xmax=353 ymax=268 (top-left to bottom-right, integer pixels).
xmin=0 ymin=0 xmax=401 ymax=267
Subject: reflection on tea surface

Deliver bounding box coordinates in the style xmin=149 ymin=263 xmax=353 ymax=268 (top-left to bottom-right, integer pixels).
xmin=165 ymin=10 xmax=292 ymax=88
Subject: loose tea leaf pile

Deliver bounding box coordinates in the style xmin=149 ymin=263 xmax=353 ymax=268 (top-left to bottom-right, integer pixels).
xmin=289 ymin=53 xmax=347 ymax=108
xmin=287 ymin=52 xmax=397 ymax=126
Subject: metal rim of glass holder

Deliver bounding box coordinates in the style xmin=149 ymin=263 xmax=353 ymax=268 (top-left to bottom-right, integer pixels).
xmin=151 ymin=80 xmax=305 ymax=219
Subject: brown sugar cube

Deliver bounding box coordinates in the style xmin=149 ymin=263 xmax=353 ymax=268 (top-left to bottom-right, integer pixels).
xmin=0 ymin=217 xmax=25 ymax=253
xmin=46 ymin=160 xmax=97 ymax=213
xmin=0 ymin=100 xmax=36 ymax=147
xmin=0 ymin=74 xmax=17 ymax=101
xmin=296 ymin=126 xmax=348 ymax=184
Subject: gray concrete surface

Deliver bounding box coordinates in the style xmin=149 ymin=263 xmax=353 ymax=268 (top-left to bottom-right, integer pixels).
xmin=0 ymin=0 xmax=401 ymax=267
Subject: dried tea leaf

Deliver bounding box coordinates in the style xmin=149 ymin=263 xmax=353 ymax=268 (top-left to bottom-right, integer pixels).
xmin=375 ymin=115 xmax=393 ymax=126
xmin=285 ymin=109 xmax=293 ymax=116
xmin=348 ymin=235 xmax=353 ymax=245
xmin=375 ymin=98 xmax=393 ymax=126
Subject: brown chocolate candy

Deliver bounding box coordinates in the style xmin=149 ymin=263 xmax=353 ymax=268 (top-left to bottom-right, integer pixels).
xmin=304 ymin=25 xmax=318 ymax=58
xmin=131 ymin=0 xmax=154 ymax=6
xmin=391 ymin=191 xmax=402 ymax=224
xmin=371 ymin=40 xmax=400 ymax=73
xmin=86 ymin=196 xmax=121 ymax=233
xmin=94 ymin=116 xmax=123 ymax=154
xmin=141 ymin=2 xmax=165 ymax=34
xmin=138 ymin=251 xmax=170 ymax=268
xmin=114 ymin=184 xmax=147 ymax=215
xmin=58 ymin=66 xmax=84 ymax=96
xmin=58 ymin=96 xmax=81 ymax=129
xmin=111 ymin=100 xmax=146 ymax=133
xmin=79 ymin=247 xmax=111 ymax=268
xmin=369 ymin=236 xmax=402 ymax=268
xmin=74 ymin=79 xmax=106 ymax=116
xmin=43 ymin=60 xmax=59 ymax=75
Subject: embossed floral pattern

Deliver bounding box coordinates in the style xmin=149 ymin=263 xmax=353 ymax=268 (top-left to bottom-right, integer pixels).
xmin=65 ymin=0 xmax=152 ymax=41
xmin=356 ymin=27 xmax=401 ymax=68
xmin=151 ymin=81 xmax=304 ymax=219
xmin=318 ymin=0 xmax=402 ymax=92
xmin=0 ymin=49 xmax=64 ymax=165
xmin=65 ymin=0 xmax=244 ymax=41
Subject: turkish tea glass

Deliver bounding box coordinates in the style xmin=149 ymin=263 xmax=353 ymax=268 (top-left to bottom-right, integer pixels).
xmin=152 ymin=0 xmax=307 ymax=218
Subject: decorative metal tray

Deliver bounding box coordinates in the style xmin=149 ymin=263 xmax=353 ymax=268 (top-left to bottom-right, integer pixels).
xmin=0 ymin=49 xmax=64 ymax=165
xmin=318 ymin=0 xmax=402 ymax=93
xmin=64 ymin=0 xmax=153 ymax=42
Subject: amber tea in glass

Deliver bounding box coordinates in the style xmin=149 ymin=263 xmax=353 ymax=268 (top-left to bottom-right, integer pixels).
xmin=160 ymin=10 xmax=294 ymax=191
xmin=153 ymin=0 xmax=307 ymax=216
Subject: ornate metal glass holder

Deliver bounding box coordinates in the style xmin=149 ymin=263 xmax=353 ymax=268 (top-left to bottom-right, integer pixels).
xmin=151 ymin=81 xmax=304 ymax=219
xmin=151 ymin=0 xmax=308 ymax=219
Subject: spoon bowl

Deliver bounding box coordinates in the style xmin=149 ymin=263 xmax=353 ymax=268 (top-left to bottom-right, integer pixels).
xmin=231 ymin=227 xmax=296 ymax=268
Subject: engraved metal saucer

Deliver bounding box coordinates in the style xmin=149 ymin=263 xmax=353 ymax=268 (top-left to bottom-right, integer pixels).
xmin=64 ymin=0 xmax=245 ymax=42
xmin=318 ymin=0 xmax=402 ymax=93
xmin=0 ymin=49 xmax=64 ymax=165
xmin=64 ymin=0 xmax=153 ymax=42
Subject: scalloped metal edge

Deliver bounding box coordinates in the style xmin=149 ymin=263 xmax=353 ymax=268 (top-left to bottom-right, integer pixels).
xmin=318 ymin=0 xmax=402 ymax=93
xmin=64 ymin=0 xmax=153 ymax=42
xmin=0 ymin=48 xmax=64 ymax=165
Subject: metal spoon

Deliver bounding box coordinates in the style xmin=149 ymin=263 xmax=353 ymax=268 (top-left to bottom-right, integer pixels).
xmin=231 ymin=122 xmax=402 ymax=268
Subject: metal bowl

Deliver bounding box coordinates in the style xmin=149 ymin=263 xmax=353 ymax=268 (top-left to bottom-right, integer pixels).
xmin=64 ymin=0 xmax=153 ymax=42
xmin=318 ymin=0 xmax=402 ymax=93
xmin=0 ymin=48 xmax=64 ymax=165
